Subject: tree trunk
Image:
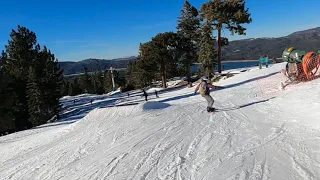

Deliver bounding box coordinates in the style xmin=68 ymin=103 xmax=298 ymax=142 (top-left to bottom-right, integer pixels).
xmin=186 ymin=60 xmax=191 ymax=82
xmin=162 ymin=72 xmax=167 ymax=88
xmin=217 ymin=26 xmax=222 ymax=73
xmin=208 ymin=62 xmax=213 ymax=78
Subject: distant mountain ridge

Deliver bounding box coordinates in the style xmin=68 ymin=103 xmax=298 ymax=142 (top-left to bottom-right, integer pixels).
xmin=59 ymin=56 xmax=137 ymax=75
xmin=222 ymin=27 xmax=320 ymax=61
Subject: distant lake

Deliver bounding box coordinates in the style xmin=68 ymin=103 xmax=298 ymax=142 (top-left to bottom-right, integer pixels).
xmin=191 ymin=60 xmax=284 ymax=73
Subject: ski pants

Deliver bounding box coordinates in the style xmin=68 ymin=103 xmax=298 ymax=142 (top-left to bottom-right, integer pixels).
xmin=203 ymin=94 xmax=214 ymax=108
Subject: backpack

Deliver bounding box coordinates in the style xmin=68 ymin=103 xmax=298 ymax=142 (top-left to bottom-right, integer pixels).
xmin=199 ymin=81 xmax=209 ymax=95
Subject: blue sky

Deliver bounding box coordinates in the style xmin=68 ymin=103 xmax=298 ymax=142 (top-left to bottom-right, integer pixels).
xmin=0 ymin=0 xmax=319 ymax=62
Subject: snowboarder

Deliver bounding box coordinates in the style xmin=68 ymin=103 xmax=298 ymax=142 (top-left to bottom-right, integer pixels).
xmin=194 ymin=77 xmax=222 ymax=112
xmin=90 ymin=99 xmax=93 ymax=105
xmin=155 ymin=90 xmax=159 ymax=98
xmin=142 ymin=89 xmax=148 ymax=101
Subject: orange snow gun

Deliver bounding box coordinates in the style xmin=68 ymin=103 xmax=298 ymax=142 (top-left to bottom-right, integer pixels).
xmin=282 ymin=47 xmax=320 ymax=81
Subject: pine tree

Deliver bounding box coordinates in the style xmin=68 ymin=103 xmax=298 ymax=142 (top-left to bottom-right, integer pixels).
xmin=137 ymin=43 xmax=158 ymax=87
xmin=26 ymin=46 xmax=63 ymax=125
xmin=69 ymin=77 xmax=81 ymax=96
xmin=198 ymin=22 xmax=217 ymax=78
xmin=26 ymin=66 xmax=45 ymax=126
xmin=140 ymin=32 xmax=179 ymax=88
xmin=1 ymin=26 xmax=63 ymax=129
xmin=68 ymin=81 xmax=75 ymax=96
xmin=103 ymin=72 xmax=113 ymax=93
xmin=92 ymin=71 xmax=104 ymax=94
xmin=176 ymin=1 xmax=201 ymax=82
xmin=175 ymin=35 xmax=198 ymax=81
xmin=0 ymin=55 xmax=16 ymax=132
xmin=61 ymin=80 xmax=69 ymax=96
xmin=79 ymin=67 xmax=93 ymax=94
xmin=40 ymin=47 xmax=63 ymax=119
xmin=177 ymin=0 xmax=201 ymax=44
xmin=125 ymin=59 xmax=153 ymax=89
xmin=126 ymin=61 xmax=135 ymax=85
xmin=2 ymin=26 xmax=37 ymax=130
xmin=200 ymin=0 xmax=252 ymax=73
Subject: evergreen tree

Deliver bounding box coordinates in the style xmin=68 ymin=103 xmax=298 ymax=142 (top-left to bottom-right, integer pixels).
xmin=137 ymin=43 xmax=158 ymax=86
xmin=125 ymin=59 xmax=154 ymax=89
xmin=68 ymin=81 xmax=75 ymax=96
xmin=0 ymin=55 xmax=16 ymax=132
xmin=79 ymin=67 xmax=93 ymax=93
xmin=175 ymin=35 xmax=198 ymax=81
xmin=103 ymin=72 xmax=113 ymax=93
xmin=92 ymin=71 xmax=104 ymax=94
xmin=68 ymin=77 xmax=81 ymax=96
xmin=26 ymin=66 xmax=45 ymax=126
xmin=140 ymin=32 xmax=179 ymax=88
xmin=2 ymin=26 xmax=37 ymax=130
xmin=200 ymin=0 xmax=252 ymax=73
xmin=176 ymin=1 xmax=201 ymax=81
xmin=126 ymin=61 xmax=135 ymax=85
xmin=177 ymin=0 xmax=201 ymax=44
xmin=198 ymin=22 xmax=217 ymax=78
xmin=1 ymin=26 xmax=63 ymax=129
xmin=61 ymin=80 xmax=69 ymax=96
xmin=40 ymin=47 xmax=63 ymax=119
xmin=25 ymin=46 xmax=63 ymax=125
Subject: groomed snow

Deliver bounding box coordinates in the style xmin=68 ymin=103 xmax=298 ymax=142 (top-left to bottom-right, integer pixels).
xmin=146 ymin=88 xmax=164 ymax=93
xmin=1 ymin=63 xmax=320 ymax=180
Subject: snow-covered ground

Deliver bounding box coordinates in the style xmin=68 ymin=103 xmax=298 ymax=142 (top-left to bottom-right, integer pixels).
xmin=146 ymin=87 xmax=164 ymax=93
xmin=1 ymin=63 xmax=320 ymax=180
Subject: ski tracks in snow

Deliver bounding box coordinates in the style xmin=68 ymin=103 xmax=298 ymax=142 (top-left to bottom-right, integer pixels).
xmin=2 ymin=64 xmax=320 ymax=179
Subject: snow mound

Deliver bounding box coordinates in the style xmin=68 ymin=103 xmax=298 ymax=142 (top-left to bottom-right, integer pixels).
xmin=106 ymin=90 xmax=121 ymax=96
xmin=146 ymin=87 xmax=164 ymax=93
xmin=141 ymin=101 xmax=171 ymax=110
xmin=167 ymin=80 xmax=183 ymax=87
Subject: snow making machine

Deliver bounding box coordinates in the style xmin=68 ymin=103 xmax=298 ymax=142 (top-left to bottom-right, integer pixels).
xmin=282 ymin=47 xmax=320 ymax=82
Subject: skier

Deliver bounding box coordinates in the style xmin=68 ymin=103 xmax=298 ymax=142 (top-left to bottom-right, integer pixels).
xmin=194 ymin=77 xmax=222 ymax=112
xmin=155 ymin=90 xmax=159 ymax=98
xmin=142 ymin=89 xmax=148 ymax=101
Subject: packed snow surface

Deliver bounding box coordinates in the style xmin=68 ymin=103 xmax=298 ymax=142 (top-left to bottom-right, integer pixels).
xmin=1 ymin=63 xmax=320 ymax=180
xmin=146 ymin=88 xmax=164 ymax=93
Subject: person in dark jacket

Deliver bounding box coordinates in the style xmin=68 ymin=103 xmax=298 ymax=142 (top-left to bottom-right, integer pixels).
xmin=142 ymin=89 xmax=148 ymax=101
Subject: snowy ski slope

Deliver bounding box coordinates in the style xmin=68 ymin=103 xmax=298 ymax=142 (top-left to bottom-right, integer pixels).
xmin=1 ymin=63 xmax=320 ymax=180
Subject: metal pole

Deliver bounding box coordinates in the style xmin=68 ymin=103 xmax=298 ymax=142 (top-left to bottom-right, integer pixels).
xmin=110 ymin=67 xmax=115 ymax=91
xmin=217 ymin=26 xmax=222 ymax=73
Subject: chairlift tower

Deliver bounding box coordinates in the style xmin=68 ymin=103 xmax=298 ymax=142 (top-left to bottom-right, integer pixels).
xmin=110 ymin=67 xmax=116 ymax=91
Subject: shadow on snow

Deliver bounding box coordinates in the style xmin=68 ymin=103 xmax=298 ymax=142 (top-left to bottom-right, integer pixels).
xmin=215 ymin=97 xmax=276 ymax=112
xmin=159 ymin=72 xmax=279 ymax=103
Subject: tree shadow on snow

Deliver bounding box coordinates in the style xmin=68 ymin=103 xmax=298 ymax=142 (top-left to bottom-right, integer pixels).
xmin=216 ymin=97 xmax=276 ymax=112
xmin=222 ymin=72 xmax=279 ymax=89
xmin=158 ymin=72 xmax=279 ymax=103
